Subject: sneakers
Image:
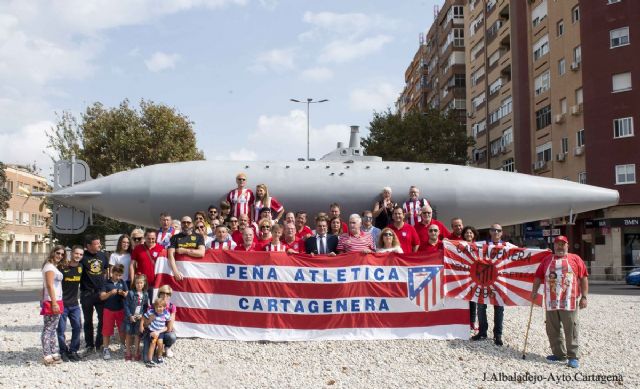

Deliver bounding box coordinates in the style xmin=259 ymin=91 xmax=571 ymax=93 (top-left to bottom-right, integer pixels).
xmin=134 ymin=353 xmax=142 ymax=361
xmin=42 ymin=355 xmax=62 ymax=366
xmin=155 ymin=356 xmax=165 ymax=364
xmin=61 ymin=352 xmax=70 ymax=362
xmin=546 ymin=355 xmax=567 ymax=363
xmin=84 ymin=346 xmax=96 ymax=355
xmin=567 ymin=359 xmax=580 ymax=368
xmin=471 ymin=334 xmax=487 ymax=341
xmin=165 ymin=348 xmax=174 ymax=358
xmin=145 ymin=360 xmax=156 ymax=368
xmin=102 ymin=348 xmax=111 ymax=360
xmin=125 ymin=353 xmax=132 ymax=361
xmin=69 ymin=352 xmax=81 ymax=362
xmin=494 ymin=337 xmax=503 ymax=346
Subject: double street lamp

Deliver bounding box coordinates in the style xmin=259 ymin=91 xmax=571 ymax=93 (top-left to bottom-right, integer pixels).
xmin=290 ymin=98 xmax=329 ymax=161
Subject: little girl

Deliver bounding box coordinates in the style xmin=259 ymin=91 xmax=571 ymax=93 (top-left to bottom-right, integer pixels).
xmin=124 ymin=274 xmax=148 ymax=361
xmin=142 ymin=298 xmax=171 ymax=367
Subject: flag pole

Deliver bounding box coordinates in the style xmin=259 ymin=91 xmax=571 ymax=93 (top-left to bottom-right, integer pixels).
xmin=521 ymin=300 xmax=535 ymax=359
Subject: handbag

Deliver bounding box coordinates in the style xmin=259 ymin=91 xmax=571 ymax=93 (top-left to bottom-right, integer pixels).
xmin=40 ymin=300 xmax=64 ymax=315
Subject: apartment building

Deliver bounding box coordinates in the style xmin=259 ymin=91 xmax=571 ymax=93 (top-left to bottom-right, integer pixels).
xmin=0 ymin=165 xmax=50 ymax=254
xmin=397 ymin=0 xmax=467 ymax=122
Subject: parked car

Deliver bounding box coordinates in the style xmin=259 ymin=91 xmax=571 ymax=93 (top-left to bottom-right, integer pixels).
xmin=625 ymin=268 xmax=640 ymax=286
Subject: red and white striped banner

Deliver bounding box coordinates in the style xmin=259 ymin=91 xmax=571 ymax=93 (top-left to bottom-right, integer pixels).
xmin=443 ymin=240 xmax=548 ymax=306
xmin=152 ymin=251 xmax=469 ymax=341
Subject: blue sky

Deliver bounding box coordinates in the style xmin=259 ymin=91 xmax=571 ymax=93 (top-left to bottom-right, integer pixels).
xmin=0 ymin=0 xmax=440 ymax=176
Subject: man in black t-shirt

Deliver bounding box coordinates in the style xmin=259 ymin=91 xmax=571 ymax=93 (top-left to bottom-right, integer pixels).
xmin=79 ymin=235 xmax=108 ymax=353
xmin=167 ymin=216 xmax=205 ymax=281
xmin=57 ymin=245 xmax=84 ymax=362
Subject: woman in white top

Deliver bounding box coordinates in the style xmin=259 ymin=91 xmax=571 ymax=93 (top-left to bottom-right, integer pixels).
xmin=41 ymin=245 xmax=65 ymax=365
xmin=109 ymin=234 xmax=132 ymax=283
xmin=376 ymin=228 xmax=404 ymax=253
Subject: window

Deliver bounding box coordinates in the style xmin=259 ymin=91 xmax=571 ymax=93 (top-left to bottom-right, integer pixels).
xmin=573 ymin=45 xmax=581 ymax=63
xmin=612 ymin=72 xmax=632 ymax=92
xmin=578 ymin=172 xmax=587 ymax=184
xmin=491 ymin=139 xmax=502 ymax=156
xmin=489 ymin=96 xmax=512 ymax=124
xmin=571 ymin=5 xmax=580 ymax=23
xmin=453 ymin=28 xmax=464 ymax=47
xmin=471 ymin=40 xmax=485 ymax=59
xmin=536 ymin=142 xmax=552 ymax=162
xmin=502 ymin=158 xmax=515 ymax=172
xmin=471 ymin=66 xmax=485 ymax=86
xmin=21 ymin=212 xmax=29 ymax=225
xmin=470 ymin=14 xmax=484 ymax=37
xmin=558 ymin=58 xmax=566 ymax=75
xmin=575 ymin=88 xmax=583 ymax=104
xmin=607 ymin=0 xmax=621 ymax=4
xmin=502 ymin=127 xmax=513 ymax=147
xmin=534 ymin=70 xmax=551 ymax=96
xmin=614 ymin=117 xmax=634 ymax=138
xmin=616 ymin=164 xmax=636 ymax=184
xmin=610 ymin=27 xmax=630 ymax=48
xmin=4 ymin=209 xmax=12 ymax=224
xmin=556 ymin=20 xmax=564 ymax=37
xmin=472 ymin=120 xmax=487 ymax=137
xmin=488 ymin=50 xmax=500 ymax=67
xmin=577 ymin=129 xmax=585 ymax=147
xmin=533 ymin=35 xmax=550 ymax=61
xmin=536 ymin=105 xmax=552 ymax=130
xmin=561 ymin=137 xmax=569 ymax=154
xmin=472 ymin=92 xmax=486 ymax=109
xmin=489 ymin=77 xmax=503 ymax=94
xmin=531 ymin=0 xmax=548 ymax=27
xmin=560 ymin=98 xmax=567 ymax=114
xmin=448 ymin=98 xmax=467 ymax=110
xmin=3 ymin=180 xmax=13 ymax=194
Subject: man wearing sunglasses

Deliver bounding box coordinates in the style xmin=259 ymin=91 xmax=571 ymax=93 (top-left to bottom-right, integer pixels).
xmin=415 ymin=205 xmax=451 ymax=246
xmin=131 ymin=229 xmax=164 ymax=298
xmin=157 ymin=213 xmax=175 ymax=249
xmin=168 ymin=217 xmax=205 ymax=281
xmin=226 ymin=173 xmax=255 ymax=221
xmin=360 ymin=210 xmax=381 ymax=250
xmin=418 ymin=224 xmax=443 ymax=254
xmin=194 ymin=222 xmax=214 ymax=249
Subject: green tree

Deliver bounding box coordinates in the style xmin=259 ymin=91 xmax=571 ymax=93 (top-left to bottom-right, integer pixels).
xmin=362 ymin=108 xmax=474 ymax=164
xmin=46 ymin=99 xmax=205 ymax=245
xmin=0 ymin=162 xmax=11 ymax=233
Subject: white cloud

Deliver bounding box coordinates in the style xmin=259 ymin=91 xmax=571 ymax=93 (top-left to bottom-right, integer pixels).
xmin=319 ymin=35 xmax=392 ymax=64
xmin=145 ymin=52 xmax=181 ymax=72
xmin=349 ymin=83 xmax=398 ymax=112
xmin=0 ymin=121 xmax=53 ymax=174
xmin=213 ymin=148 xmax=258 ymax=161
xmin=250 ymin=48 xmax=296 ymax=73
xmin=300 ymin=67 xmax=333 ymax=82
xmin=301 ymin=11 xmax=397 ymax=38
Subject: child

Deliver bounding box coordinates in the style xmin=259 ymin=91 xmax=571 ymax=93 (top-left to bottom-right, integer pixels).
xmin=123 ymin=274 xmax=148 ymax=361
xmin=99 ymin=264 xmax=128 ymax=360
xmin=142 ymin=298 xmax=171 ymax=367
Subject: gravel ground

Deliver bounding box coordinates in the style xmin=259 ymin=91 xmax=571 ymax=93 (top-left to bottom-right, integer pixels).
xmin=0 ymin=294 xmax=637 ymax=388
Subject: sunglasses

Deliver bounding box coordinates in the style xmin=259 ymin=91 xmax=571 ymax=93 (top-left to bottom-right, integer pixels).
xmin=490 ymin=228 xmax=502 ymax=232
xmin=428 ymin=229 xmax=439 ymax=232
xmin=181 ymin=221 xmax=192 ymax=225
xmin=209 ymin=211 xmax=217 ymax=214
xmin=421 ymin=211 xmax=432 ymax=215
xmin=196 ymin=225 xmax=205 ymax=229
xmin=133 ymin=237 xmax=143 ymax=242
xmin=260 ymin=226 xmax=271 ymax=230
xmin=237 ymin=178 xmax=246 ymax=181
xmin=55 ymin=251 xmax=65 ymax=255
xmin=229 ymin=220 xmax=238 ymax=223
xmin=383 ymin=232 xmax=394 ymax=237
xmin=362 ymin=216 xmax=372 ymax=220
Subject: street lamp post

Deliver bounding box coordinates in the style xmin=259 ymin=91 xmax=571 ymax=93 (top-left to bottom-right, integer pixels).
xmin=290 ymin=98 xmax=329 ymax=160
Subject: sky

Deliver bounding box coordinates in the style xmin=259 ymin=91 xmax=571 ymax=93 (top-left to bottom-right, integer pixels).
xmin=0 ymin=0 xmax=441 ymax=178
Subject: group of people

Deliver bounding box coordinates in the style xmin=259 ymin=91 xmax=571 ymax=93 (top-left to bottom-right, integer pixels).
xmin=40 ymin=235 xmax=178 ymax=368
xmin=40 ymin=172 xmax=588 ymax=369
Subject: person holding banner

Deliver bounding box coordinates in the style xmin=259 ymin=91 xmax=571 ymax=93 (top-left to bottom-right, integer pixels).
xmin=306 ymin=217 xmax=338 ymax=255
xmin=388 ymin=206 xmax=420 ymax=253
xmin=236 ymin=227 xmax=258 ymax=251
xmin=531 ymin=235 xmax=588 ymax=369
xmin=461 ymin=226 xmax=479 ymax=333
xmin=168 ymin=217 xmax=205 ymax=281
xmin=417 ymin=224 xmax=443 ymax=254
xmin=337 ymin=214 xmax=375 ymax=254
xmin=376 ymin=228 xmax=402 ymax=253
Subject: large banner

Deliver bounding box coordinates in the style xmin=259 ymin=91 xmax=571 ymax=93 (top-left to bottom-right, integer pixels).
xmin=443 ymin=240 xmax=549 ymax=306
xmin=153 ymin=251 xmax=469 ymax=341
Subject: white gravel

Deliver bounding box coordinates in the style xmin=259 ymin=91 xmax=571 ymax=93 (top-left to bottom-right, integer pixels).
xmin=0 ymin=294 xmax=638 ymax=388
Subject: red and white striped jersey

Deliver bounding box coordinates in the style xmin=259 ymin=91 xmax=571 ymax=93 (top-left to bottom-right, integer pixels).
xmin=227 ymin=188 xmax=255 ymax=220
xmin=403 ymin=198 xmax=431 ymax=226
xmin=263 ymin=242 xmax=287 ymax=252
xmin=254 ymin=197 xmax=284 ymax=218
xmin=210 ymin=240 xmax=237 ymax=251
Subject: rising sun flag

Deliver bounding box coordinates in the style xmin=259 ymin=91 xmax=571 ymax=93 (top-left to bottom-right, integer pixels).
xmin=443 ymin=240 xmax=549 ymax=306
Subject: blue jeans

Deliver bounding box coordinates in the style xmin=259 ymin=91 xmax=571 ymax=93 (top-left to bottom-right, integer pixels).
xmin=477 ymin=304 xmax=504 ymax=338
xmin=142 ymin=330 xmax=177 ymax=362
xmin=57 ymin=305 xmax=82 ymax=353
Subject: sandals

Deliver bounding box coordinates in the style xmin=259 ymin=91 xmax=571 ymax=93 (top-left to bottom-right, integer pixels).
xmin=43 ymin=354 xmax=63 ymax=365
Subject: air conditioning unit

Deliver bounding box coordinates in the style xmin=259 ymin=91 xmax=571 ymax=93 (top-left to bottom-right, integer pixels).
xmin=35 ymin=234 xmax=42 ymax=242
xmin=570 ymin=61 xmax=580 ymax=71
xmin=574 ymin=145 xmax=585 ymax=156
xmin=554 ymin=114 xmax=565 ymax=124
xmin=533 ymin=160 xmax=547 ymax=170
xmin=570 ymin=105 xmax=582 ymax=115
xmin=556 ymin=153 xmax=566 ymax=162
xmin=501 ymin=145 xmax=509 ymax=154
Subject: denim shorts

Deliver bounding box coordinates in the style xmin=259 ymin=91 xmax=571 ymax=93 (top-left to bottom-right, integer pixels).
xmin=125 ymin=319 xmax=142 ymax=335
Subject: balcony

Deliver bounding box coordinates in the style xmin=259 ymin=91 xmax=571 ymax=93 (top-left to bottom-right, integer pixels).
xmin=533 ymin=160 xmax=549 ymax=172
xmin=571 ymin=103 xmax=583 ymax=115
xmin=574 ymin=145 xmax=585 ymax=156
xmin=554 ymin=113 xmax=565 ymax=124
xmin=556 ymin=153 xmax=567 ymax=162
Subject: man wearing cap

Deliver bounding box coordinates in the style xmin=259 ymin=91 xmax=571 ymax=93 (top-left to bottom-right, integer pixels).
xmin=532 ymin=235 xmax=588 ymax=369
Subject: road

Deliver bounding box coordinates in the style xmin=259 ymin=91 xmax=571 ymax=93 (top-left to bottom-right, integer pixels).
xmin=0 ymin=283 xmax=638 ymax=304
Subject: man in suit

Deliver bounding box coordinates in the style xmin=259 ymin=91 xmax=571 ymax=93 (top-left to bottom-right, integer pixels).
xmin=305 ymin=216 xmax=338 ymax=256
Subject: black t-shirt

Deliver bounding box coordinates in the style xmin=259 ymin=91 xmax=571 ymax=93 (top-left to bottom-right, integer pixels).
xmin=101 ymin=279 xmax=129 ymax=311
xmin=80 ymin=250 xmax=108 ymax=292
xmin=61 ymin=264 xmax=82 ymax=307
xmin=170 ymin=232 xmax=204 ymax=250
xmin=374 ymin=200 xmax=396 ymax=230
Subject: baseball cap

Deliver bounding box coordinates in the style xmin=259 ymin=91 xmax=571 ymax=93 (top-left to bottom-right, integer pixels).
xmin=554 ymin=235 xmax=569 ymax=244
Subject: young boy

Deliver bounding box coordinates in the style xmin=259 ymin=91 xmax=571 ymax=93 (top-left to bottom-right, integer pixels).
xmin=143 ymin=298 xmax=171 ymax=367
xmin=99 ymin=264 xmax=128 ymax=360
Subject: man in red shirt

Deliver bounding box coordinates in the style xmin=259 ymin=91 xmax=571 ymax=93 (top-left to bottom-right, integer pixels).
xmin=232 ymin=214 xmax=254 ymax=246
xmin=226 ymin=173 xmax=254 ymax=220
xmin=449 ymin=218 xmax=464 ymax=241
xmin=418 ymin=224 xmax=443 ymax=254
xmin=337 ymin=214 xmax=375 ymax=254
xmin=282 ymin=223 xmax=304 ymax=254
xmin=532 ymin=235 xmax=588 ymax=369
xmin=130 ymin=229 xmax=165 ymax=297
xmin=294 ymin=211 xmax=313 ymax=241
xmin=329 ymin=203 xmax=348 ymax=233
xmin=415 ymin=204 xmax=451 ymax=243
xmin=388 ymin=206 xmax=420 ymax=253
xmin=235 ymin=227 xmax=258 ymax=251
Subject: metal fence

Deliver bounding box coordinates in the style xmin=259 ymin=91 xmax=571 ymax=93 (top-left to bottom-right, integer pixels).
xmin=0 ymin=252 xmax=47 ymax=271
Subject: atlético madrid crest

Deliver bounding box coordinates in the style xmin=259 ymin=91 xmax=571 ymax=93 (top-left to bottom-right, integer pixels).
xmin=407 ymin=266 xmax=444 ymax=312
